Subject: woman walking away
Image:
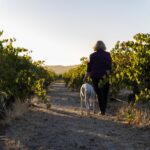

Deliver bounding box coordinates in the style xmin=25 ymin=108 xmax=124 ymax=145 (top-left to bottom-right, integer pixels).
xmin=83 ymin=41 xmax=112 ymax=115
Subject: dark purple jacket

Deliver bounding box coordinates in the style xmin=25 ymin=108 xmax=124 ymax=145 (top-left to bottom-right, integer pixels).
xmin=87 ymin=50 xmax=112 ymax=79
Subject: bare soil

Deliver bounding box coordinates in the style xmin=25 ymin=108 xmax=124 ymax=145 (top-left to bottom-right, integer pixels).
xmin=0 ymin=81 xmax=150 ymax=150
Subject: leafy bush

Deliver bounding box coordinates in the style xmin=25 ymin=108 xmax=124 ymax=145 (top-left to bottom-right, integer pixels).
xmin=0 ymin=31 xmax=57 ymax=115
xmin=63 ymin=57 xmax=88 ymax=90
xmin=110 ymin=33 xmax=150 ymax=102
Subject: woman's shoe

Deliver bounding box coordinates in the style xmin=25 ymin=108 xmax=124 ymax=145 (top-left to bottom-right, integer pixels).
xmin=101 ymin=111 xmax=105 ymax=115
xmin=98 ymin=111 xmax=105 ymax=116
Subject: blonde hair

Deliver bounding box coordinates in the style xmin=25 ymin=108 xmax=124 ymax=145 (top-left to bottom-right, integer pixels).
xmin=93 ymin=41 xmax=106 ymax=51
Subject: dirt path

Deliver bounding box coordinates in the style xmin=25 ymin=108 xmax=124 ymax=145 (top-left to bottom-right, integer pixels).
xmin=0 ymin=81 xmax=150 ymax=150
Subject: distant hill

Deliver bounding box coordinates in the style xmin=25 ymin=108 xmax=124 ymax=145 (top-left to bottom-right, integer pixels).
xmin=47 ymin=65 xmax=78 ymax=74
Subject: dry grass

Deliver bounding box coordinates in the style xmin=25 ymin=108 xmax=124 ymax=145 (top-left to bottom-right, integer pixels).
xmin=117 ymin=104 xmax=150 ymax=127
xmin=0 ymin=100 xmax=28 ymax=125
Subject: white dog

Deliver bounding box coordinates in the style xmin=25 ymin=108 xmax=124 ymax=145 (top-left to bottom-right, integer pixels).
xmin=80 ymin=83 xmax=96 ymax=116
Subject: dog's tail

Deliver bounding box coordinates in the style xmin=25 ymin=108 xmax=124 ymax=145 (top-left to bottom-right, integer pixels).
xmin=80 ymin=86 xmax=85 ymax=98
xmin=80 ymin=89 xmax=84 ymax=97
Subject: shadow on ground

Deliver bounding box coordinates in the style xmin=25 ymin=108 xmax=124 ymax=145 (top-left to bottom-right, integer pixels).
xmin=1 ymin=81 xmax=150 ymax=150
xmin=1 ymin=107 xmax=150 ymax=150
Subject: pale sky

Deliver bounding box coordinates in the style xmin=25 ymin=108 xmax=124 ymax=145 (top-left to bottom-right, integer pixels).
xmin=0 ymin=0 xmax=150 ymax=65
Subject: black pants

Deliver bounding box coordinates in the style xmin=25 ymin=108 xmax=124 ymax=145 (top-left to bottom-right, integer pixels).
xmin=92 ymin=78 xmax=109 ymax=113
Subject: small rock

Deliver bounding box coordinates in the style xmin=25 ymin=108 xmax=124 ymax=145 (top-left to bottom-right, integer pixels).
xmin=44 ymin=118 xmax=48 ymax=121
xmin=89 ymin=138 xmax=95 ymax=142
xmin=79 ymin=145 xmax=87 ymax=149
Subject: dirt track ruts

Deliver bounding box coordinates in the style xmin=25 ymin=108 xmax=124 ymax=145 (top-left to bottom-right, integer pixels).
xmin=0 ymin=81 xmax=150 ymax=150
